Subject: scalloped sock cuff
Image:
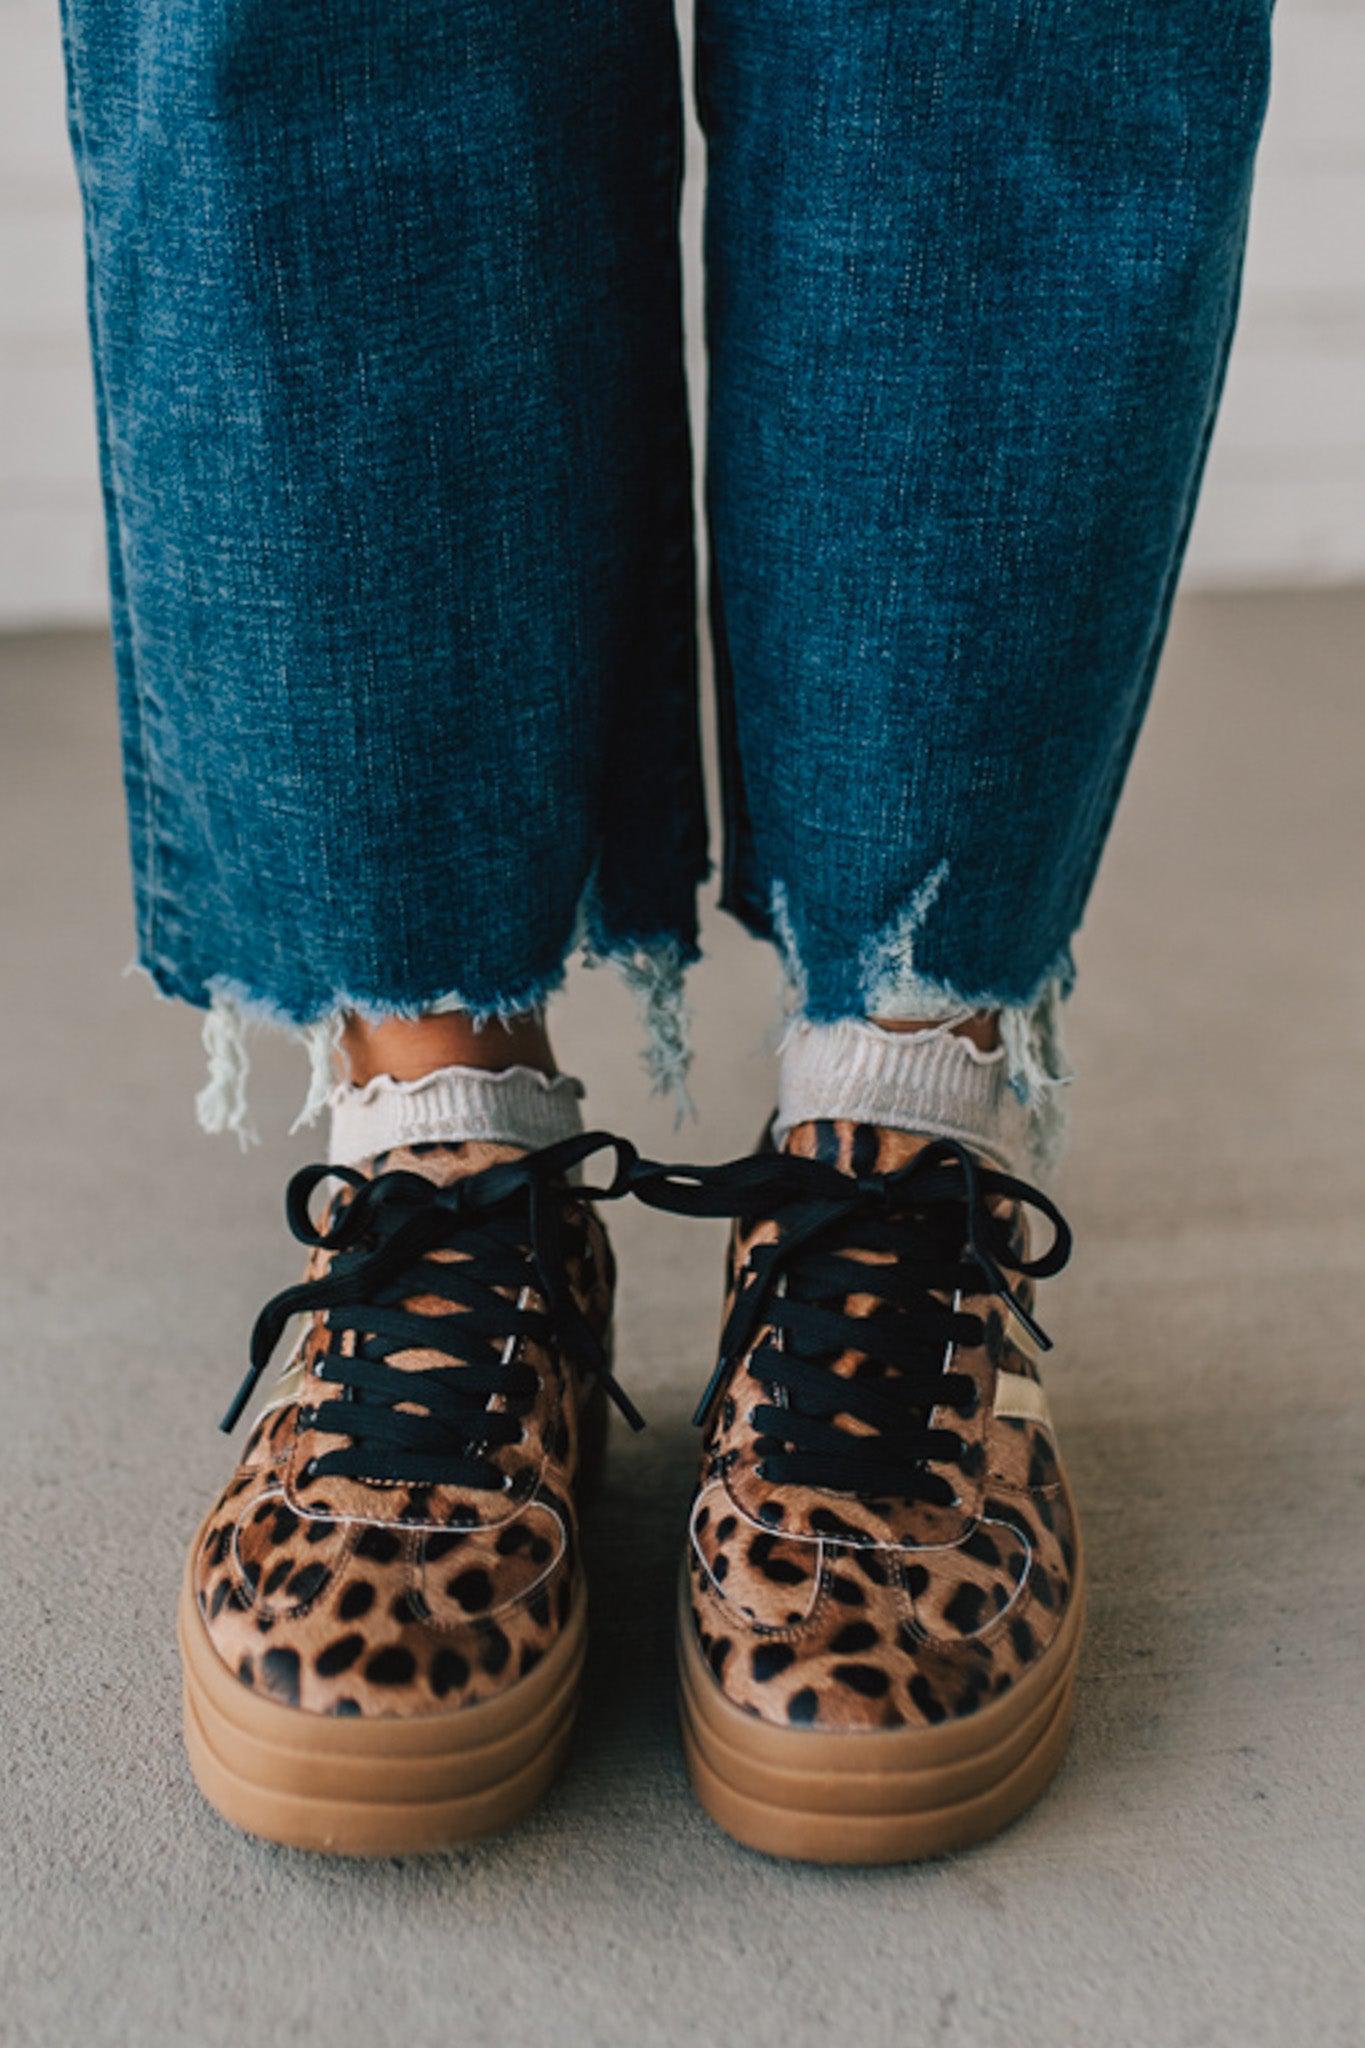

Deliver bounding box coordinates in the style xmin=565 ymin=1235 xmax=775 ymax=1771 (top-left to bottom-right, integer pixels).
xmin=774 ymin=1018 xmax=1032 ymax=1172
xmin=328 ymin=1062 xmax=585 ymax=1166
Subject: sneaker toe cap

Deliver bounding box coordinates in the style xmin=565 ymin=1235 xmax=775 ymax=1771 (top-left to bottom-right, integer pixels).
xmin=191 ymin=1488 xmax=575 ymax=1719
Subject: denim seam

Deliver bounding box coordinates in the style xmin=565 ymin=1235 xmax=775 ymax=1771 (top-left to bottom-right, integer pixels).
xmin=652 ymin=48 xmax=709 ymax=895
xmin=59 ymin=4 xmax=166 ymax=975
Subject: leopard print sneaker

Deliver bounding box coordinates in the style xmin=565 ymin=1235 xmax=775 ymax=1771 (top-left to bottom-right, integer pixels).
xmin=179 ymin=1130 xmax=640 ymax=1854
xmin=634 ymin=1119 xmax=1083 ymax=1864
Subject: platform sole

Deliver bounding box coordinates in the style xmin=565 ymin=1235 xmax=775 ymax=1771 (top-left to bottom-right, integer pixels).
xmin=179 ymin=1563 xmax=587 ymax=1856
xmin=678 ymin=1572 xmax=1084 ymax=1865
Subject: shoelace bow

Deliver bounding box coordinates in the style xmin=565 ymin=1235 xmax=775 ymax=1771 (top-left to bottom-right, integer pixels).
xmin=630 ymin=1137 xmax=1072 ymax=1504
xmin=221 ymin=1131 xmax=644 ymax=1491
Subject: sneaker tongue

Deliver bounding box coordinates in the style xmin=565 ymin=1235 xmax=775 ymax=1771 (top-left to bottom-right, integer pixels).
xmin=777 ymin=1119 xmax=965 ymax=1400
xmin=318 ymin=1140 xmax=532 ymax=1382
xmin=782 ymin=1119 xmax=938 ymax=1175
xmin=362 ymin=1138 xmax=528 ymax=1185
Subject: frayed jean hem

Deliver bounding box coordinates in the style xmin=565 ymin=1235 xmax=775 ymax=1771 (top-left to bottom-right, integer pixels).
xmin=131 ymin=922 xmax=700 ymax=1149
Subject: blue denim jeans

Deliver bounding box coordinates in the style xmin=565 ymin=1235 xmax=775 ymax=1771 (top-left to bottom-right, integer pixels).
xmin=59 ymin=0 xmax=1272 ymax=1133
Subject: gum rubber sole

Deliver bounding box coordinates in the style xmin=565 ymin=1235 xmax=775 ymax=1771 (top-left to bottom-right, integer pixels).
xmin=677 ymin=1572 xmax=1085 ymax=1865
xmin=178 ymin=1562 xmax=587 ymax=1856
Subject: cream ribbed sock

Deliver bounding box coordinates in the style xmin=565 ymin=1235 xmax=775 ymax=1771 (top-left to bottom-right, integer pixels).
xmin=774 ymin=1017 xmax=1033 ymax=1172
xmin=328 ymin=1062 xmax=585 ymax=1167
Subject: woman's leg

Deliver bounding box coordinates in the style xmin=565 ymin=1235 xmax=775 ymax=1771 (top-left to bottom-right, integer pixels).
xmin=665 ymin=0 xmax=1274 ymax=1863
xmin=60 ymin=0 xmax=705 ymax=1137
xmin=59 ymin=0 xmax=700 ymax=1852
xmin=700 ymin=0 xmax=1273 ymax=1158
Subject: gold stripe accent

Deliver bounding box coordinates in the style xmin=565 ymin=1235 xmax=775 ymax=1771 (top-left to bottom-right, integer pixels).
xmin=250 ymin=1352 xmax=309 ymax=1428
xmin=993 ymin=1371 xmax=1052 ymax=1431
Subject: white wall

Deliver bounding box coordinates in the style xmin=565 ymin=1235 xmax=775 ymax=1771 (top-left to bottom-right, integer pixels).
xmin=1 ymin=0 xmax=1360 ymax=629
xmin=0 ymin=0 xmax=109 ymax=625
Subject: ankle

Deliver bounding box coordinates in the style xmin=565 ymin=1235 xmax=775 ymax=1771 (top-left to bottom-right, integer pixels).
xmin=328 ymin=1061 xmax=584 ymax=1167
xmin=870 ymin=1010 xmax=1000 ymax=1054
xmin=340 ymin=1009 xmax=556 ymax=1087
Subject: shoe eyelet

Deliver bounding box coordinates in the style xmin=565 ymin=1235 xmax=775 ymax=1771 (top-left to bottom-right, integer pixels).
xmin=301 ymin=1458 xmax=319 ymax=1483
xmin=299 ymin=1406 xmax=316 ymax=1429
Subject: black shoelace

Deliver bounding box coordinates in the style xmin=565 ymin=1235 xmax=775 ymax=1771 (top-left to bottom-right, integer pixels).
xmin=221 ymin=1132 xmax=644 ymax=1490
xmin=631 ymin=1138 xmax=1072 ymax=1505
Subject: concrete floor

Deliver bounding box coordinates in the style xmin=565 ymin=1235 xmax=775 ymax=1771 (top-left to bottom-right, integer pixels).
xmin=1 ymin=593 xmax=1363 ymax=2048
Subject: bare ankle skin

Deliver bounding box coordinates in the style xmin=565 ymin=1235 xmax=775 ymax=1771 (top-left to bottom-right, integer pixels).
xmin=871 ymin=1011 xmax=1000 ymax=1053
xmin=339 ymin=1005 xmax=993 ymax=1092
xmin=339 ymin=1009 xmax=557 ymax=1085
